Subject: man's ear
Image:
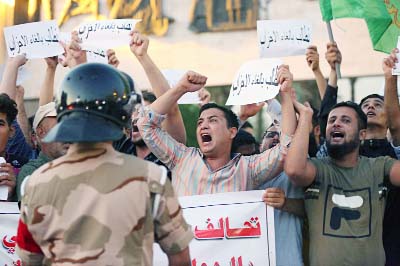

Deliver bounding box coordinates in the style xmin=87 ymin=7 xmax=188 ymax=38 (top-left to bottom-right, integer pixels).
xmin=229 ymin=127 xmax=238 ymax=140
xmin=313 ymin=125 xmax=320 ymax=137
xmin=359 ymin=129 xmax=367 ymax=141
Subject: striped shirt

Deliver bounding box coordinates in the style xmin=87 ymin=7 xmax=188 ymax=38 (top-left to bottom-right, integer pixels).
xmin=138 ymin=107 xmax=291 ymax=196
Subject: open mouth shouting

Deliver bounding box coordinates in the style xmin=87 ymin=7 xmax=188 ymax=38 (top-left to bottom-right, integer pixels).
xmin=131 ymin=119 xmax=139 ymax=132
xmin=330 ymin=131 xmax=344 ymax=142
xmin=366 ymin=111 xmax=376 ymax=118
xmin=201 ymin=133 xmax=212 ymax=144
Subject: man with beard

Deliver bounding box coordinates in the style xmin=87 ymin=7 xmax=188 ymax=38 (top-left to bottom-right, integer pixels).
xmin=285 ymin=100 xmax=400 ymax=266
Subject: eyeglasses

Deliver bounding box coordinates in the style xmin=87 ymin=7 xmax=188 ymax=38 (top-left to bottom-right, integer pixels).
xmin=263 ymin=131 xmax=280 ymax=139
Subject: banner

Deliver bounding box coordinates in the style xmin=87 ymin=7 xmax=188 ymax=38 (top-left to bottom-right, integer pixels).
xmin=226 ymin=58 xmax=282 ymax=105
xmin=0 ymin=192 xmax=275 ymax=265
xmin=154 ymin=191 xmax=276 ymax=266
xmin=0 ymin=202 xmax=21 ymax=266
xmin=257 ymin=20 xmax=312 ymax=58
xmin=3 ymin=20 xmax=64 ymax=59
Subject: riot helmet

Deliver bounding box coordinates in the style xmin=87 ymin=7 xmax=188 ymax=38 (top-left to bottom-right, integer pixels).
xmin=44 ymin=63 xmax=141 ymax=143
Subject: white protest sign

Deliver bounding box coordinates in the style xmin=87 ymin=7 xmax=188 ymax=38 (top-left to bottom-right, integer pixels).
xmin=226 ymin=58 xmax=282 ymax=105
xmin=0 ymin=202 xmax=22 ymax=265
xmin=392 ymin=36 xmax=400 ymax=75
xmin=154 ymin=191 xmax=276 ymax=266
xmin=4 ymin=20 xmax=64 ymax=59
xmin=162 ymin=69 xmax=201 ymax=104
xmin=59 ymin=32 xmax=108 ymax=64
xmin=257 ymin=20 xmax=312 ymax=58
xmin=86 ymin=49 xmax=108 ymax=64
xmin=77 ymin=19 xmax=140 ymax=51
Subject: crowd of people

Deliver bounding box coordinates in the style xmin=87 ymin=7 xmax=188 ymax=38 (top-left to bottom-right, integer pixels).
xmin=0 ymin=28 xmax=399 ymax=266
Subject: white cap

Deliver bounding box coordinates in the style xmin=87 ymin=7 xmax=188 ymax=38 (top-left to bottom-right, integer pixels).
xmin=33 ymin=102 xmax=57 ymax=132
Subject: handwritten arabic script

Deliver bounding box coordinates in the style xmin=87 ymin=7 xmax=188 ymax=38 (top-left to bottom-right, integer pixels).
xmin=77 ymin=19 xmax=140 ymax=50
xmin=4 ymin=20 xmax=64 ymax=59
xmin=257 ymin=20 xmax=312 ymax=58
xmin=226 ymin=58 xmax=282 ymax=105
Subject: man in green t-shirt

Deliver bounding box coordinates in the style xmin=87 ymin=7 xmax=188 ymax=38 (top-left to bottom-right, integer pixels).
xmin=285 ymin=100 xmax=400 ymax=266
xmin=15 ymin=102 xmax=69 ymax=201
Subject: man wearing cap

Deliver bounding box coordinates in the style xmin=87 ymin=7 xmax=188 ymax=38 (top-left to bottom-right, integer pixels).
xmin=15 ymin=102 xmax=69 ymax=201
xmin=16 ymin=63 xmax=192 ymax=265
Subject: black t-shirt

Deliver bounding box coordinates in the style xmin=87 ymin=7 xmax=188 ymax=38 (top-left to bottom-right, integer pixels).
xmin=360 ymin=138 xmax=400 ymax=265
xmin=113 ymin=137 xmax=172 ymax=180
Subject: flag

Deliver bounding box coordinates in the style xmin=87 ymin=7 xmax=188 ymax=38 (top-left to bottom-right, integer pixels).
xmin=319 ymin=0 xmax=397 ymax=54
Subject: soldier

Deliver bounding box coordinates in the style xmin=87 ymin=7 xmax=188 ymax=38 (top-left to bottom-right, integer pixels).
xmin=15 ymin=63 xmax=193 ymax=265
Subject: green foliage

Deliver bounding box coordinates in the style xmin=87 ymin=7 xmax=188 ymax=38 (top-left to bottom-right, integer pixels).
xmin=179 ymin=104 xmax=200 ymax=147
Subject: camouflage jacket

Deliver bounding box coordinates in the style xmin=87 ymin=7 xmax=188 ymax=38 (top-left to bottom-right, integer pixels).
xmin=16 ymin=143 xmax=193 ymax=265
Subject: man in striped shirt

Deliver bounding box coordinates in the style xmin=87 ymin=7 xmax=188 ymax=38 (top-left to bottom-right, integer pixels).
xmin=137 ymin=66 xmax=297 ymax=196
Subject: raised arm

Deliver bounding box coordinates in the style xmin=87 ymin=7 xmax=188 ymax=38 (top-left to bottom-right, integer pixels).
xmin=39 ymin=57 xmax=58 ymax=106
xmin=285 ymin=100 xmax=316 ymax=187
xmin=59 ymin=31 xmax=87 ymax=69
xmin=130 ymin=30 xmax=187 ymax=144
xmin=306 ymin=45 xmax=327 ymax=99
xmin=15 ymin=86 xmax=31 ymax=147
xmin=278 ymin=65 xmax=297 ymax=138
xmin=245 ymin=65 xmax=297 ymax=186
xmin=383 ymin=48 xmax=400 ymax=146
xmin=0 ymin=55 xmax=27 ymax=100
xmin=325 ymin=42 xmax=341 ymax=90
xmin=149 ymin=71 xmax=207 ymax=115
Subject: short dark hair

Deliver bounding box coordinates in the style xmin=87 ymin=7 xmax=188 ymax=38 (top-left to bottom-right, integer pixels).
xmin=359 ymin=94 xmax=384 ymax=107
xmin=142 ymin=90 xmax=157 ymax=104
xmin=199 ymin=103 xmax=239 ymax=129
xmin=331 ymin=101 xmax=367 ymax=130
xmin=241 ymin=121 xmax=253 ymax=130
xmin=0 ymin=93 xmax=17 ymax=125
xmin=232 ymin=129 xmax=258 ymax=154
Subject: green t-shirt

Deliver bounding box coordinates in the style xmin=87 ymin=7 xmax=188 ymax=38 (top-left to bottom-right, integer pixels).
xmin=16 ymin=152 xmax=50 ymax=201
xmin=306 ymin=156 xmax=395 ymax=266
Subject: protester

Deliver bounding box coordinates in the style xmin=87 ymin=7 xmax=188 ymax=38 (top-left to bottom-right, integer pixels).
xmin=0 ymin=55 xmax=33 ymax=160
xmin=0 ymin=94 xmax=27 ymax=201
xmin=137 ymin=65 xmax=297 ymax=196
xmin=113 ymin=32 xmax=186 ymax=181
xmin=231 ymin=129 xmax=259 ymax=155
xmin=259 ymin=119 xmax=305 ymax=266
xmin=15 ymin=102 xmax=69 ymax=201
xmin=16 ymin=63 xmax=192 ymax=265
xmin=379 ymin=48 xmax=400 ymax=266
xmin=285 ymin=100 xmax=400 ymax=266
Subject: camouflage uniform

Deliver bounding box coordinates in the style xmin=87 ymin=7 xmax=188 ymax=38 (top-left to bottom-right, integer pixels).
xmin=16 ymin=143 xmax=193 ymax=265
